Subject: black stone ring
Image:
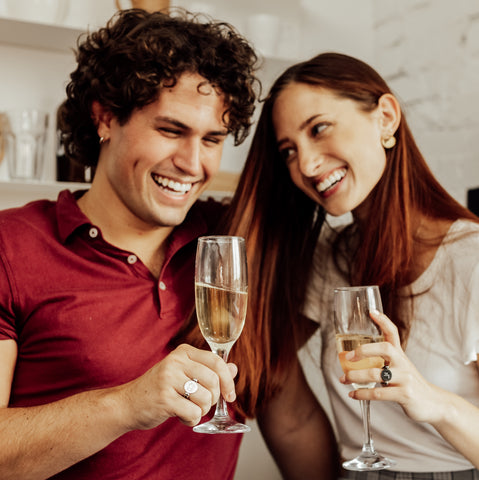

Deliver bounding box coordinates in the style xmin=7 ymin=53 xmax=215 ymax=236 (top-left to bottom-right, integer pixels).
xmin=380 ymin=365 xmax=392 ymax=386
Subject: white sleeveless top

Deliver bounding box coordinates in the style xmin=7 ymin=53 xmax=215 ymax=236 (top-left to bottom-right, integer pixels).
xmin=303 ymin=219 xmax=479 ymax=472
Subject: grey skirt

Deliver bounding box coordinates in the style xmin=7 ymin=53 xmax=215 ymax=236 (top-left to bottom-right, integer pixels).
xmin=343 ymin=469 xmax=479 ymax=480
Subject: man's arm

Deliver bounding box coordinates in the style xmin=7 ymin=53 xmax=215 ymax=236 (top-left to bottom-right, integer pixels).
xmin=0 ymin=340 xmax=236 ymax=480
xmin=258 ymin=355 xmax=340 ymax=480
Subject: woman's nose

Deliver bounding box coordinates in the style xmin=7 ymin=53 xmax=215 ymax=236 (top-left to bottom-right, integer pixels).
xmin=298 ymin=145 xmax=323 ymax=177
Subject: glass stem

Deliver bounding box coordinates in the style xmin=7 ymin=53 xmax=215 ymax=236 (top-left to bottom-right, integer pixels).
xmin=212 ymin=347 xmax=230 ymax=419
xmin=359 ymin=399 xmax=375 ymax=454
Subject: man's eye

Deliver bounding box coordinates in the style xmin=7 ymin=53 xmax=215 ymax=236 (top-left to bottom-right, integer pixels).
xmin=159 ymin=127 xmax=181 ymax=136
xmin=204 ymin=136 xmax=222 ymax=145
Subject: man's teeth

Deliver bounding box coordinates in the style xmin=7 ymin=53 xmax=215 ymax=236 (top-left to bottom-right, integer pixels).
xmin=317 ymin=168 xmax=346 ymax=193
xmin=153 ymin=174 xmax=192 ymax=194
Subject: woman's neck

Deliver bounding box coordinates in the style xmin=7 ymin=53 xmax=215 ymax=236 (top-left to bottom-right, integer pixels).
xmin=406 ymin=215 xmax=453 ymax=284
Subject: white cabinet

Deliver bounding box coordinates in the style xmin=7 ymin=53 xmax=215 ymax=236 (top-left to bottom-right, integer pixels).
xmin=0 ymin=16 xmax=83 ymax=53
xmin=0 ymin=15 xmax=94 ymax=207
xmin=174 ymin=0 xmax=304 ymax=61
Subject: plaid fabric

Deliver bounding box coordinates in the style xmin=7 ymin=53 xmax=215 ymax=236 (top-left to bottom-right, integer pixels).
xmin=343 ymin=469 xmax=479 ymax=480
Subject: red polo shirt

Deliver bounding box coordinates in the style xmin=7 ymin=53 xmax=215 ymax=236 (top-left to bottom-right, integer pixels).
xmin=0 ymin=190 xmax=242 ymax=479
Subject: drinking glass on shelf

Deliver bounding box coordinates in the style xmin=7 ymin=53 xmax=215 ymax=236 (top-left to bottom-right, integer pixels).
xmin=334 ymin=286 xmax=395 ymax=471
xmin=193 ymin=235 xmax=250 ymax=434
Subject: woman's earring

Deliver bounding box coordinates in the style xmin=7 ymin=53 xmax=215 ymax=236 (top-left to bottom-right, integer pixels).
xmin=381 ymin=135 xmax=396 ymax=149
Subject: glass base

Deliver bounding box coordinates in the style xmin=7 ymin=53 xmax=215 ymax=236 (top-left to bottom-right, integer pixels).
xmin=342 ymin=452 xmax=396 ymax=471
xmin=193 ymin=418 xmax=251 ymax=434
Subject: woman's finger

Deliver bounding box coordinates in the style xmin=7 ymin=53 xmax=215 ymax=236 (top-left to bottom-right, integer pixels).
xmin=341 ymin=365 xmax=397 ymax=388
xmin=344 ymin=340 xmax=395 ymax=366
xmin=369 ymin=309 xmax=401 ymax=348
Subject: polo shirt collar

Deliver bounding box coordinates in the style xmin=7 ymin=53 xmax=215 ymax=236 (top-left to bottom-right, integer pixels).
xmin=55 ymin=189 xmax=210 ymax=250
xmin=56 ymin=189 xmax=91 ymax=243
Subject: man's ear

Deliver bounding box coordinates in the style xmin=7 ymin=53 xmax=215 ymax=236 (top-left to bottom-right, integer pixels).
xmin=91 ymin=101 xmax=114 ymax=140
xmin=377 ymin=93 xmax=401 ymax=137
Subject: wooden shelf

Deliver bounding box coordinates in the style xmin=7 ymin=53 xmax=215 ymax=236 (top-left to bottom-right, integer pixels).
xmin=208 ymin=170 xmax=239 ymax=193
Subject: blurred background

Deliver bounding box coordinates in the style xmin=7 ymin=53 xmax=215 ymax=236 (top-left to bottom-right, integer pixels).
xmin=0 ymin=0 xmax=478 ymax=476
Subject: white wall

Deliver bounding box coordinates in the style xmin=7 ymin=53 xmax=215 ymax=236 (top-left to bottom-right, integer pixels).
xmin=173 ymin=0 xmax=375 ymax=176
xmin=372 ymin=0 xmax=479 ymax=205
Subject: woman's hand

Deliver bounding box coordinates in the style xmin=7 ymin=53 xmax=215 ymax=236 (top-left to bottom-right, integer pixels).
xmin=339 ymin=310 xmax=447 ymax=424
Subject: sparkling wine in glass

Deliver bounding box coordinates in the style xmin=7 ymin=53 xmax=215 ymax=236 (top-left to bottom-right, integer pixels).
xmin=193 ymin=235 xmax=251 ymax=434
xmin=334 ymin=286 xmax=395 ymax=470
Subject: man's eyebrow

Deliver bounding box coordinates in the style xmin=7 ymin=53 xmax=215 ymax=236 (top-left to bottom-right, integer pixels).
xmin=155 ymin=116 xmax=188 ymax=129
xmin=155 ymin=116 xmax=229 ymax=136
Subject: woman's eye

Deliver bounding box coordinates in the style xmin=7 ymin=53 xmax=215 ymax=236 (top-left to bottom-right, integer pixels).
xmin=279 ymin=147 xmax=296 ymax=163
xmin=311 ymin=123 xmax=328 ymax=136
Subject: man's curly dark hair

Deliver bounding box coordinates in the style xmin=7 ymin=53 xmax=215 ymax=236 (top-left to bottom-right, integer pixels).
xmin=58 ymin=8 xmax=260 ymax=168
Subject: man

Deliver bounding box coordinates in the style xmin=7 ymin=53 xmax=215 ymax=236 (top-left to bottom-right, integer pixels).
xmin=0 ymin=9 xmax=259 ymax=479
xmin=0 ymin=9 xmax=339 ymax=480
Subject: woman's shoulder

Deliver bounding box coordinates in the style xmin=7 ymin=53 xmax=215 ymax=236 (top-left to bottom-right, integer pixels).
xmin=449 ymin=218 xmax=479 ymax=233
xmin=438 ymin=219 xmax=479 ymax=277
xmin=444 ymin=218 xmax=479 ymax=249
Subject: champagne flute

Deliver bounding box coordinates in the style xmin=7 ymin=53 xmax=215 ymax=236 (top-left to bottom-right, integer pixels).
xmin=333 ymin=286 xmax=395 ymax=470
xmin=193 ymin=235 xmax=251 ymax=434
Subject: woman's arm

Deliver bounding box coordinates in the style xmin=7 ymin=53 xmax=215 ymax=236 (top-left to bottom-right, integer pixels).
xmin=343 ymin=311 xmax=479 ymax=469
xmin=258 ymin=355 xmax=340 ymax=480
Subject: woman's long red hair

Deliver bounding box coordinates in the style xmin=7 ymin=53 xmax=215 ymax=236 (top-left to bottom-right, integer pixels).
xmin=177 ymin=53 xmax=478 ymax=418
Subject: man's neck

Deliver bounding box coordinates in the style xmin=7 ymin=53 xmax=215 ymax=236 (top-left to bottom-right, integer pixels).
xmin=77 ymin=187 xmax=173 ymax=279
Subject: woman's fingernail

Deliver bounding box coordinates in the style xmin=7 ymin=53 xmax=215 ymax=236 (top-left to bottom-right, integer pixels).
xmin=370 ymin=308 xmax=380 ymax=315
xmin=345 ymin=351 xmax=355 ymax=360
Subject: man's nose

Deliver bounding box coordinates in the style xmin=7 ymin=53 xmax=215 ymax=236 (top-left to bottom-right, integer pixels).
xmin=174 ymin=137 xmax=202 ymax=175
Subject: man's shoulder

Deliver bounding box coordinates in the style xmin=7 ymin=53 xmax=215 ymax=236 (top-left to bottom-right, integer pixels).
xmin=193 ymin=196 xmax=229 ymax=230
xmin=0 ymin=198 xmax=58 ymax=237
xmin=197 ymin=195 xmax=228 ymax=211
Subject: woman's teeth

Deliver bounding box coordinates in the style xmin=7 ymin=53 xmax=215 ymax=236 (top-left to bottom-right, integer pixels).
xmin=317 ymin=168 xmax=346 ymax=193
xmin=152 ymin=174 xmax=192 ymax=194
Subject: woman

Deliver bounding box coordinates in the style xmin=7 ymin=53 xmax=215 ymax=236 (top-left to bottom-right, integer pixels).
xmin=226 ymin=52 xmax=479 ymax=478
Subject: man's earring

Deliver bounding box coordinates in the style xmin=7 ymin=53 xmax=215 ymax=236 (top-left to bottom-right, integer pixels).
xmin=381 ymin=135 xmax=396 ymax=149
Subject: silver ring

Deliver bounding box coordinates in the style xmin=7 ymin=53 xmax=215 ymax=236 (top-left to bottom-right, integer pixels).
xmin=380 ymin=365 xmax=392 ymax=386
xmin=183 ymin=378 xmax=199 ymax=399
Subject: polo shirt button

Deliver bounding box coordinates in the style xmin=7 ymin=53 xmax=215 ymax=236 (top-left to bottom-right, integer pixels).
xmin=127 ymin=254 xmax=137 ymax=264
xmin=89 ymin=227 xmax=98 ymax=238
xmin=159 ymin=281 xmax=166 ymax=291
